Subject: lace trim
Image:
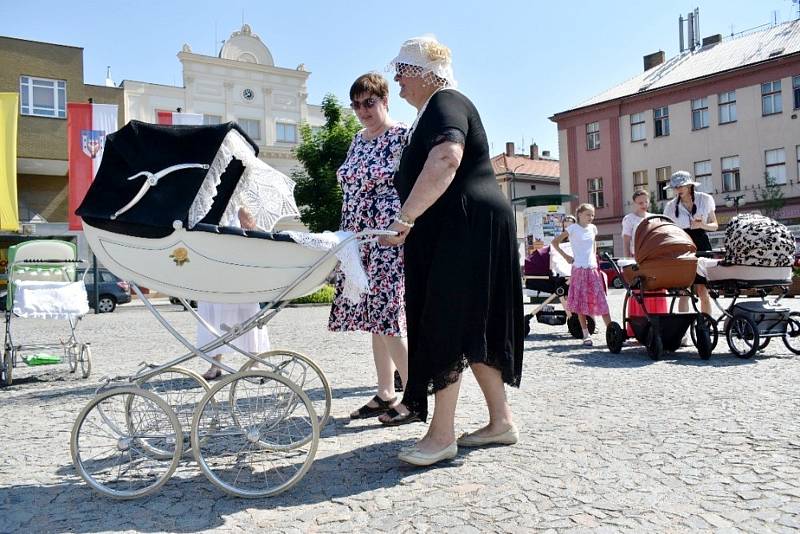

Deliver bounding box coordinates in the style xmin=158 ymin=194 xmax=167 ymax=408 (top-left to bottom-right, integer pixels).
xmin=282 ymin=230 xmax=368 ymax=303
xmin=188 ymin=130 xmax=300 ymax=231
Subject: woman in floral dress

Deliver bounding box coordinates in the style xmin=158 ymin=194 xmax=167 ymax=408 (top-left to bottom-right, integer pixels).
xmin=328 ymin=73 xmax=410 ymax=421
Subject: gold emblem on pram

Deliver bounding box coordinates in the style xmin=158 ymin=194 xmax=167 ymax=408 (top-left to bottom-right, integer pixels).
xmin=169 ymin=247 xmax=189 ymax=266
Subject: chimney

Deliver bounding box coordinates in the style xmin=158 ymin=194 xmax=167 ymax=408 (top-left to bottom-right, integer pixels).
xmin=542 ymin=150 xmax=551 ymax=158
xmin=702 ymin=34 xmax=722 ymax=47
xmin=505 ymin=142 xmax=515 ymax=157
xmin=530 ymin=143 xmax=539 ymax=160
xmin=643 ymin=51 xmax=665 ymax=71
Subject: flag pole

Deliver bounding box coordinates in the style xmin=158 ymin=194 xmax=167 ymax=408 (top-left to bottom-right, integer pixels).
xmin=87 ymin=98 xmax=99 ymax=314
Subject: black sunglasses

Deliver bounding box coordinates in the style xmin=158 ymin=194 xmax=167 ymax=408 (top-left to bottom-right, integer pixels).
xmin=350 ymin=96 xmax=379 ymax=110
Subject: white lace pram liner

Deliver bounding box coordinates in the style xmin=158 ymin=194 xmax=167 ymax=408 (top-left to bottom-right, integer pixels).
xmin=283 ymin=230 xmax=368 ymax=304
xmin=188 ymin=129 xmax=300 ymax=230
xmin=12 ymin=280 xmax=90 ymax=319
xmin=697 ymin=258 xmax=792 ymax=284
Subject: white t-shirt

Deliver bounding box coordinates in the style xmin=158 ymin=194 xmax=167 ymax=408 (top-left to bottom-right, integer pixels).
xmin=663 ymin=192 xmax=715 ymax=229
xmin=566 ymin=223 xmax=597 ymax=268
xmin=621 ymin=212 xmax=651 ymax=255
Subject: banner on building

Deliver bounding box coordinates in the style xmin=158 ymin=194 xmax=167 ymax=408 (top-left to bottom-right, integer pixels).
xmin=0 ymin=93 xmax=19 ymax=231
xmin=157 ymin=111 xmax=203 ymax=125
xmin=67 ymin=102 xmax=118 ymax=231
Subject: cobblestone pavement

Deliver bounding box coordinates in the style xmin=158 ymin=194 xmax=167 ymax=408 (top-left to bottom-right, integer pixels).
xmin=1 ymin=291 xmax=799 ymax=533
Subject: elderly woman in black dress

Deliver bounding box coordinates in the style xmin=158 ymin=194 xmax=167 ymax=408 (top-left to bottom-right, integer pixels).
xmin=380 ymin=36 xmax=524 ymax=466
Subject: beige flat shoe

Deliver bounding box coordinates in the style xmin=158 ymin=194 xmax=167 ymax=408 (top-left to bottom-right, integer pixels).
xmin=398 ymin=441 xmax=458 ymax=466
xmin=457 ymin=425 xmax=519 ymax=447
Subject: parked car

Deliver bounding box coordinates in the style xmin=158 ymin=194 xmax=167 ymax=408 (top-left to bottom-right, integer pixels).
xmin=598 ymin=258 xmax=624 ymax=289
xmin=78 ymin=269 xmax=131 ymax=313
xmin=169 ymin=296 xmax=198 ymax=309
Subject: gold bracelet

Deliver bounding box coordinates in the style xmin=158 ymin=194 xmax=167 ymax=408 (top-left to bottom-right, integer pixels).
xmin=397 ymin=212 xmax=415 ymax=228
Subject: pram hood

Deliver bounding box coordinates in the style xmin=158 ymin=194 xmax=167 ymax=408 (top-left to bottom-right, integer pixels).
xmin=722 ymin=213 xmax=794 ymax=267
xmin=76 ymin=120 xmax=298 ymax=237
xmin=634 ymin=215 xmax=696 ymax=263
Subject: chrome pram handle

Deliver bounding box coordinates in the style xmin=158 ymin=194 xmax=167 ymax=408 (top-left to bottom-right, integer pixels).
xmin=111 ymin=163 xmax=210 ymax=220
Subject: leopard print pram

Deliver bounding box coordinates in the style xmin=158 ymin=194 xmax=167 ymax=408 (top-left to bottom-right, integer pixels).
xmin=723 ymin=213 xmax=794 ymax=267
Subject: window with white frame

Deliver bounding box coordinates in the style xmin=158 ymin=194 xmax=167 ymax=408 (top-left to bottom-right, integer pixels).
xmin=793 ymin=76 xmax=800 ymax=109
xmin=694 ymin=160 xmax=713 ymax=192
xmin=655 ymin=166 xmax=671 ymax=200
xmin=19 ymin=76 xmax=66 ymax=118
xmin=654 ymin=106 xmax=669 ymax=137
xmin=761 ymin=80 xmax=782 ymax=115
xmin=203 ymin=114 xmax=222 ymax=125
xmin=586 ymin=122 xmax=599 ymax=150
xmin=719 ymin=90 xmax=736 ymax=123
xmin=633 ymin=170 xmax=648 ymax=191
xmin=238 ymin=118 xmax=261 ymax=140
xmin=276 ymin=122 xmax=297 ymax=143
xmin=587 ymin=177 xmax=603 ymax=208
xmin=721 ymin=156 xmax=740 ymax=192
xmin=765 ymin=148 xmax=787 ymax=185
xmin=691 ymin=97 xmax=709 ymax=130
xmin=630 ymin=112 xmax=645 ymax=141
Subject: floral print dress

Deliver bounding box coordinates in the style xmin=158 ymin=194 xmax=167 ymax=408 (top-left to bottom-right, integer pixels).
xmin=328 ymin=124 xmax=408 ymax=336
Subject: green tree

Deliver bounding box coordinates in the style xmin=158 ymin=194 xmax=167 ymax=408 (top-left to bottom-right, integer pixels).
xmin=292 ymin=94 xmax=361 ymax=232
xmin=756 ymin=171 xmax=785 ymax=220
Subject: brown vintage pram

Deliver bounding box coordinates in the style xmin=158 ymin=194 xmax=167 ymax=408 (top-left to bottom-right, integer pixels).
xmin=604 ymin=215 xmax=715 ymax=360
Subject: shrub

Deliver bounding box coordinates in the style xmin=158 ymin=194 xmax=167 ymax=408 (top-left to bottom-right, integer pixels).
xmin=291 ymin=284 xmax=334 ymax=304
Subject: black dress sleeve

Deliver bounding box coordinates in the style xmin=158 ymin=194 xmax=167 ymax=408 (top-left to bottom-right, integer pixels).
xmin=423 ymin=91 xmax=469 ymax=152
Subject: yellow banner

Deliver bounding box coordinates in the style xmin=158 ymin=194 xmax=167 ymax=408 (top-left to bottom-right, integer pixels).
xmin=0 ymin=93 xmax=19 ymax=231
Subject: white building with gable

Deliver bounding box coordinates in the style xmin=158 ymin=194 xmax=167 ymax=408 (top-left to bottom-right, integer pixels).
xmin=121 ymin=24 xmax=326 ymax=177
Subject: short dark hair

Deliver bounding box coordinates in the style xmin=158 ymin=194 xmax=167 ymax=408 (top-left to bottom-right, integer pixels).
xmin=350 ymin=72 xmax=389 ymax=101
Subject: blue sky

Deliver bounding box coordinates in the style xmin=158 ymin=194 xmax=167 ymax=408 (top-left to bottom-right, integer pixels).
xmin=2 ymin=0 xmax=797 ymax=159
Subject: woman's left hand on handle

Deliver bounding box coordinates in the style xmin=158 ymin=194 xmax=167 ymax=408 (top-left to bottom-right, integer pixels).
xmin=380 ymin=221 xmax=411 ymax=246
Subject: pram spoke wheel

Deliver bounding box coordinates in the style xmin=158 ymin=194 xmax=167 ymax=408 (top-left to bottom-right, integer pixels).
xmin=691 ymin=313 xmax=716 ymax=359
xmin=131 ymin=366 xmax=214 ymax=458
xmin=2 ymin=347 xmax=12 ymax=387
xmin=71 ymin=387 xmax=183 ymax=499
xmin=606 ymin=322 xmax=625 ymax=354
xmin=67 ymin=345 xmax=79 ymax=373
xmin=238 ymin=350 xmax=332 ymax=428
xmin=191 ymin=370 xmax=319 ymax=498
xmin=79 ymin=344 xmax=92 ymax=378
xmin=782 ymin=312 xmax=800 ymax=355
xmin=725 ymin=315 xmax=759 ymax=358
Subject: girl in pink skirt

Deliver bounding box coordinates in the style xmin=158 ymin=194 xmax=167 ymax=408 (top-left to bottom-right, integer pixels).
xmin=551 ymin=203 xmax=611 ymax=346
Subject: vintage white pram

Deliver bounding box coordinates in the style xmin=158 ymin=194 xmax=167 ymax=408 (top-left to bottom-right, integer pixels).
xmin=69 ymin=121 xmax=389 ymax=499
xmin=1 ymin=239 xmax=91 ymax=386
xmin=700 ymin=214 xmax=800 ymax=358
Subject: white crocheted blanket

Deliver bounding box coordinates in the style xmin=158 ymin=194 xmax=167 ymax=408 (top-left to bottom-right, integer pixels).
xmin=12 ymin=280 xmax=90 ymax=319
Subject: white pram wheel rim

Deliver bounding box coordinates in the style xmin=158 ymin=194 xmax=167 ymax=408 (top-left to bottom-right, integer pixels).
xmin=2 ymin=347 xmax=12 ymax=386
xmin=67 ymin=344 xmax=79 ymax=373
xmin=131 ymin=366 xmax=215 ymax=458
xmin=71 ymin=386 xmax=183 ymax=499
xmin=79 ymin=344 xmax=92 ymax=379
xmin=238 ymin=349 xmax=332 ymax=429
xmin=190 ymin=370 xmax=319 ymax=498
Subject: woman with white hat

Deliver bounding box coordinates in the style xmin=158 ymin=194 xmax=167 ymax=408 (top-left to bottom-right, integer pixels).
xmin=380 ymin=36 xmax=523 ymax=466
xmin=662 ymin=170 xmax=718 ymax=315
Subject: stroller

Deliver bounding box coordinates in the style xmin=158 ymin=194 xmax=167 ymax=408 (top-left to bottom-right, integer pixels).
xmin=2 ymin=239 xmax=91 ymax=386
xmin=523 ymin=243 xmax=596 ymax=337
xmin=604 ymin=215 xmax=714 ymax=360
xmin=702 ymin=213 xmax=800 ymax=358
xmin=69 ymin=121 xmax=388 ymax=499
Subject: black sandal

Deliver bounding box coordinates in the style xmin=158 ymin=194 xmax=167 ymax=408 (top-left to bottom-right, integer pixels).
xmin=350 ymin=395 xmax=397 ymax=419
xmin=379 ymin=407 xmax=422 ymax=427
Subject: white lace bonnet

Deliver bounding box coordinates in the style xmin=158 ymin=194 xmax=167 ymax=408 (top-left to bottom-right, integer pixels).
xmin=388 ymin=36 xmax=457 ymax=88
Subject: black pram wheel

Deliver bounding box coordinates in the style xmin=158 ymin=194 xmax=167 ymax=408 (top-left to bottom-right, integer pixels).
xmin=524 ymin=314 xmax=532 ymax=337
xmin=694 ymin=318 xmax=712 ymax=360
xmin=568 ymin=315 xmax=596 ymax=339
xmin=783 ymin=312 xmax=800 ymax=355
xmin=606 ymin=322 xmax=625 ymax=354
xmin=691 ymin=313 xmax=718 ymax=356
xmin=725 ymin=315 xmax=759 ymax=358
xmin=646 ymin=328 xmax=663 ymax=360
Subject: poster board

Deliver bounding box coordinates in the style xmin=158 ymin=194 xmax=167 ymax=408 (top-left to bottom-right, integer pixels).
xmin=524 ymin=204 xmax=568 ymax=254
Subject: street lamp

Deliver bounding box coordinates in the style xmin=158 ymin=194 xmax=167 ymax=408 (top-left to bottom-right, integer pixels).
xmin=508 ymin=162 xmax=526 ymax=233
xmin=724 ymin=193 xmax=746 ymax=215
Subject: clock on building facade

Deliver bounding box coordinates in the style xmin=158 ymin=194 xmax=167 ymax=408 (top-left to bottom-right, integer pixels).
xmin=242 ymin=88 xmax=255 ymax=101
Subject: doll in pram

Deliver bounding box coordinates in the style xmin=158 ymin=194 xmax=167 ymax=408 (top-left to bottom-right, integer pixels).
xmin=69 ymin=121 xmax=390 ymax=499
xmin=700 ymin=213 xmax=800 ymax=358
xmin=523 ymin=243 xmax=596 ymax=338
xmin=604 ymin=215 xmax=715 ymax=360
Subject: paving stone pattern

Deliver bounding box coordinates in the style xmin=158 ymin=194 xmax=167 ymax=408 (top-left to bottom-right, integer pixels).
xmin=1 ymin=292 xmax=799 ymax=533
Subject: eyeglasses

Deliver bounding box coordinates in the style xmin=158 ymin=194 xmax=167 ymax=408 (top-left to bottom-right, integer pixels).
xmin=350 ymin=96 xmax=379 ymax=110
